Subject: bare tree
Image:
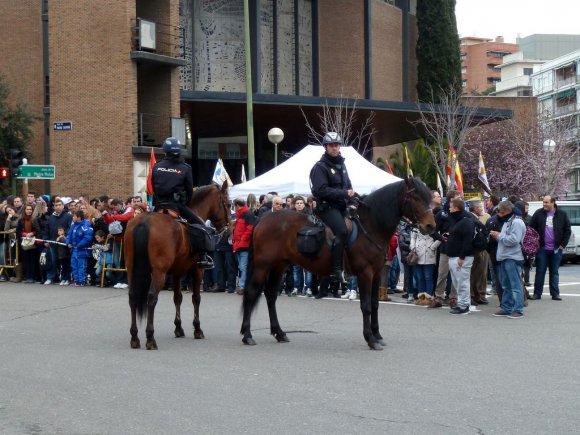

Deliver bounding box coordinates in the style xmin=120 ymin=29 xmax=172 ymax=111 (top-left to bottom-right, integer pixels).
xmin=300 ymin=96 xmax=376 ymax=156
xmin=412 ymin=86 xmax=494 ymax=190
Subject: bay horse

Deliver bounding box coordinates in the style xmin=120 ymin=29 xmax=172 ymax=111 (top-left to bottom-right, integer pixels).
xmin=240 ymin=177 xmax=435 ymax=350
xmin=124 ymin=182 xmax=230 ymax=350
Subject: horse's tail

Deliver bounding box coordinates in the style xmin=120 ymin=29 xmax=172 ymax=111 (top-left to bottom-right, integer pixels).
xmin=131 ymin=218 xmax=151 ymax=320
xmin=241 ymin=226 xmax=262 ymax=315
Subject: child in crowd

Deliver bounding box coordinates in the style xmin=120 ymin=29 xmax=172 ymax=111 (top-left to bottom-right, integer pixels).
xmin=66 ymin=210 xmax=94 ymax=287
xmin=56 ymin=226 xmax=71 ymax=285
xmin=93 ymin=230 xmax=113 ymax=287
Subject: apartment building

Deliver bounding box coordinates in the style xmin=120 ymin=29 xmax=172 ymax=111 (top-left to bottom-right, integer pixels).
xmin=460 ymin=36 xmax=518 ymax=94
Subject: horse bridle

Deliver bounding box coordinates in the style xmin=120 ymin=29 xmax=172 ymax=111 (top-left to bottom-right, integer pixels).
xmin=400 ymin=185 xmax=432 ymax=226
xmin=214 ymin=188 xmax=230 ymax=239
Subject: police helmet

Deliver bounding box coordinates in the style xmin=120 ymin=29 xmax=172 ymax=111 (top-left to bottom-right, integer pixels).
xmin=163 ymin=137 xmax=182 ymax=155
xmin=322 ymin=132 xmax=342 ymax=146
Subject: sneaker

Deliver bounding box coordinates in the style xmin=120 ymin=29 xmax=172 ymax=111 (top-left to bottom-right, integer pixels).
xmin=487 ymin=289 xmax=497 ymax=295
xmin=305 ymin=288 xmax=313 ymax=297
xmin=44 ymin=279 xmax=52 ymax=285
xmin=113 ymin=283 xmax=123 ymax=289
xmin=341 ymin=290 xmax=352 ymax=299
xmin=349 ymin=290 xmax=358 ymax=300
xmin=74 ymin=283 xmax=84 ymax=287
xmin=61 ymin=280 xmax=70 ymax=286
xmin=449 ymin=305 xmax=470 ymax=315
xmin=492 ymin=310 xmax=510 ymax=317
xmin=119 ymin=283 xmax=129 ymax=289
xmin=407 ymin=295 xmax=414 ymax=303
xmin=507 ymin=312 xmax=524 ymax=319
xmin=0 ymin=276 xmax=6 ymax=282
xmin=289 ymin=288 xmax=298 ymax=297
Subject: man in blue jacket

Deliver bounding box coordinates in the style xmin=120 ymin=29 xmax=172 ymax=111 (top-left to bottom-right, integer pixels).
xmin=66 ymin=210 xmax=94 ymax=287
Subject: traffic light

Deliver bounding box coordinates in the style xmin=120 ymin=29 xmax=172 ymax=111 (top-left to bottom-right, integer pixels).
xmin=0 ymin=167 xmax=8 ymax=184
xmin=10 ymin=149 xmax=24 ymax=177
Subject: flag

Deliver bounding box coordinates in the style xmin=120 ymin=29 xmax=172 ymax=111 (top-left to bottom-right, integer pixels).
xmin=241 ymin=164 xmax=247 ymax=183
xmin=446 ymin=146 xmax=463 ymax=194
xmin=385 ymin=159 xmax=394 ymax=175
xmin=436 ymin=173 xmax=444 ymax=197
xmin=146 ymin=147 xmax=156 ymax=195
xmin=403 ymin=144 xmax=413 ymax=177
xmin=212 ymin=159 xmax=233 ymax=187
xmin=478 ymin=151 xmax=491 ymax=193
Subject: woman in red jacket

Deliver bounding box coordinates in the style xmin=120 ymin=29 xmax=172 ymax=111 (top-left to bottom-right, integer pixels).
xmin=232 ymin=198 xmax=255 ymax=295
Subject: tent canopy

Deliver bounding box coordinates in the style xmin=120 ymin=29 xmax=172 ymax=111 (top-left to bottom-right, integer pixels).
xmin=229 ymin=145 xmax=401 ymax=200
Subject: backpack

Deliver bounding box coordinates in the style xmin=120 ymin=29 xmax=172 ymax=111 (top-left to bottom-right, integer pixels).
xmin=470 ymin=216 xmax=488 ymax=252
xmin=522 ymin=225 xmax=540 ymax=258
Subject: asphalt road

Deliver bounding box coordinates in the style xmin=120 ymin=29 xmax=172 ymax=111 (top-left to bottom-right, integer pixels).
xmin=1 ymin=264 xmax=580 ymax=435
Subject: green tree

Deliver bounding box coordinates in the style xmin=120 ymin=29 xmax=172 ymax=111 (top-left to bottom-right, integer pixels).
xmin=387 ymin=141 xmax=437 ymax=188
xmin=416 ymin=0 xmax=461 ymax=102
xmin=0 ymin=74 xmax=38 ymax=165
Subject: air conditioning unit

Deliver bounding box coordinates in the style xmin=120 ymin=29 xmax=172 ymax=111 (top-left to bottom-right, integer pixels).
xmin=138 ymin=18 xmax=156 ymax=51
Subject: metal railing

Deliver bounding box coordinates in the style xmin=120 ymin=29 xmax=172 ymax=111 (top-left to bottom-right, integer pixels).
xmin=100 ymin=236 xmax=126 ymax=288
xmin=0 ymin=231 xmax=20 ymax=279
xmin=555 ymin=76 xmax=577 ymax=89
xmin=555 ymin=103 xmax=577 ymax=117
xmin=131 ymin=18 xmax=184 ymax=59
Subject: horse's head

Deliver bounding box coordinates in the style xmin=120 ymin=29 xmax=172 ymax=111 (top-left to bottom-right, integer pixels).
xmin=191 ymin=181 xmax=231 ymax=236
xmin=401 ymin=177 xmax=435 ymax=235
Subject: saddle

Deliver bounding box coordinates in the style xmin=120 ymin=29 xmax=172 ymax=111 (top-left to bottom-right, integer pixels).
xmin=154 ymin=206 xmax=214 ymax=253
xmin=296 ymin=217 xmax=358 ymax=257
xmin=155 ymin=206 xmax=186 ymax=223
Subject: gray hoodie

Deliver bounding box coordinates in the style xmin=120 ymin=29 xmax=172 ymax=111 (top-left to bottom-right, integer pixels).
xmin=496 ymin=215 xmax=525 ymax=262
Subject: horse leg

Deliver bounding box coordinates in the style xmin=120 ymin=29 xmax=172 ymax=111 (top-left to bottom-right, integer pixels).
xmin=173 ymin=276 xmax=185 ymax=338
xmin=191 ymin=268 xmax=204 ymax=339
xmin=129 ymin=297 xmax=140 ymax=349
xmin=264 ymin=267 xmax=289 ymax=343
xmin=370 ymin=276 xmax=385 ymax=346
xmin=241 ymin=269 xmax=268 ymax=346
xmin=359 ymin=273 xmax=382 ymax=351
xmin=145 ymin=271 xmax=164 ymax=350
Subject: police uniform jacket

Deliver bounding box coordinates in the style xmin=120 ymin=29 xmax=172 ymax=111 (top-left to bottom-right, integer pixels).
xmin=152 ymin=156 xmax=194 ymax=206
xmin=310 ymin=153 xmax=353 ymax=211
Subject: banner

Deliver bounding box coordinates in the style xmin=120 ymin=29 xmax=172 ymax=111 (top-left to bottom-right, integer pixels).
xmin=241 ymin=164 xmax=247 ymax=183
xmin=446 ymin=146 xmax=463 ymax=194
xmin=212 ymin=159 xmax=233 ymax=187
xmin=146 ymin=148 xmax=156 ymax=195
xmin=478 ymin=151 xmax=491 ymax=194
xmin=437 ymin=173 xmax=444 ymax=197
xmin=403 ymin=145 xmax=413 ymax=177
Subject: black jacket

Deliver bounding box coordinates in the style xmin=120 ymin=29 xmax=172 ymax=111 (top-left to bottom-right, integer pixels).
xmin=446 ymin=210 xmax=475 ymax=259
xmin=152 ymin=156 xmax=194 ymax=206
xmin=530 ymin=206 xmax=572 ymax=249
xmin=310 ymin=153 xmax=353 ymax=211
xmin=432 ymin=202 xmax=454 ymax=254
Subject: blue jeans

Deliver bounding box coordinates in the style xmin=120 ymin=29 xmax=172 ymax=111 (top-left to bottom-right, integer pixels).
xmin=292 ymin=265 xmax=312 ymax=291
xmin=533 ymin=248 xmax=562 ymax=297
xmin=214 ymin=249 xmax=237 ymax=292
xmin=46 ymin=246 xmax=59 ymax=281
xmin=389 ymin=256 xmax=400 ymax=290
xmin=413 ymin=264 xmax=435 ymax=295
xmin=499 ymin=259 xmax=524 ymax=314
xmin=236 ymin=250 xmax=249 ymax=290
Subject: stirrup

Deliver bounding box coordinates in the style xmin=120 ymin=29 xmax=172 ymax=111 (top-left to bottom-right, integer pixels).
xmin=197 ymin=254 xmax=214 ymax=270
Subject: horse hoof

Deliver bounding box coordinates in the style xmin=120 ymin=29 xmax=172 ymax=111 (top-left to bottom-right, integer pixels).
xmin=175 ymin=328 xmax=185 ymax=338
xmin=130 ymin=339 xmax=141 ymax=349
xmin=194 ymin=330 xmax=205 ymax=339
xmin=146 ymin=341 xmax=158 ymax=350
xmin=376 ymin=338 xmax=386 ymax=347
xmin=368 ymin=341 xmax=384 ymax=351
xmin=242 ymin=336 xmax=256 ymax=346
xmin=275 ymin=333 xmax=290 ymax=343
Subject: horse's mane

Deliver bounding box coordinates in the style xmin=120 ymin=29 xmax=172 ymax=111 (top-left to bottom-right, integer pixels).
xmin=361 ymin=178 xmax=431 ymax=227
xmin=189 ymin=184 xmax=218 ymax=206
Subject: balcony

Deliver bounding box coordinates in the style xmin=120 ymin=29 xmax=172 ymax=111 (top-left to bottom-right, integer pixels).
xmin=555 ymin=75 xmax=578 ymax=90
xmin=555 ymin=103 xmax=577 ymax=117
xmin=131 ymin=18 xmax=186 ymax=67
xmin=137 ymin=113 xmax=170 ymax=148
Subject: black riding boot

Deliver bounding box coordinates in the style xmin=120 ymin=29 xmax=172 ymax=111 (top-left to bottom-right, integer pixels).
xmin=329 ymin=239 xmax=346 ymax=284
xmin=197 ymin=253 xmax=214 ymax=270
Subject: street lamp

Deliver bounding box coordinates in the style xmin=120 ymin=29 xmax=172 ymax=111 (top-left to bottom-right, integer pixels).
xmin=267 ymin=127 xmax=284 ymax=167
xmin=543 ymin=139 xmax=556 ymax=194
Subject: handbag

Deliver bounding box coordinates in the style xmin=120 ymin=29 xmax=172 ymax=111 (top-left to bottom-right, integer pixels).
xmin=21 ymin=236 xmax=37 ymax=251
xmin=108 ymin=220 xmax=123 ymax=235
xmin=406 ymin=248 xmax=419 ymax=266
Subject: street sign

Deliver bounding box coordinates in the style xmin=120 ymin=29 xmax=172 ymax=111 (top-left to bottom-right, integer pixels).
xmin=53 ymin=122 xmax=72 ymax=131
xmin=16 ymin=165 xmax=56 ymax=179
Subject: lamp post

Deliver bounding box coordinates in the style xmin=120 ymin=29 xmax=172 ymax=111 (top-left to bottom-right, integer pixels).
xmin=268 ymin=127 xmax=284 ymax=167
xmin=543 ymin=139 xmax=556 ymax=194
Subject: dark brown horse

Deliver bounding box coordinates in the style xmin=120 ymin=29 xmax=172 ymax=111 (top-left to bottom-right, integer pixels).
xmin=240 ymin=177 xmax=435 ymax=350
xmin=124 ymin=182 xmax=230 ymax=350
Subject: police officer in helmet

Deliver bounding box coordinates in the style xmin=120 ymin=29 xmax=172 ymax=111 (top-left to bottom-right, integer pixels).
xmin=310 ymin=132 xmax=356 ymax=285
xmin=152 ymin=137 xmax=213 ymax=269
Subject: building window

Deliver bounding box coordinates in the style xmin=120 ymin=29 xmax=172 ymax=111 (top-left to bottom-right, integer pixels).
xmin=486 ymin=50 xmax=511 ymax=58
xmin=460 ymin=53 xmax=466 ymax=61
xmin=523 ymin=67 xmax=533 ymax=76
xmin=462 ymin=80 xmax=467 ymax=88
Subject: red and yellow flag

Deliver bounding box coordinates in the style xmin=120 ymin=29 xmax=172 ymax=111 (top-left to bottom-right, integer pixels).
xmin=146 ymin=147 xmax=157 ymax=195
xmin=446 ymin=146 xmax=463 ymax=194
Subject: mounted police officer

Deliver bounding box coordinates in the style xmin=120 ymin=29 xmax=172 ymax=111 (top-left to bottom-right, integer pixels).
xmin=310 ymin=132 xmax=356 ymax=284
xmin=152 ymin=137 xmax=213 ymax=269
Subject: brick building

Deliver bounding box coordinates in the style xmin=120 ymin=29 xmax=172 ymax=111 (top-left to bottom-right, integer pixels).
xmin=460 ymin=36 xmax=519 ymax=95
xmin=1 ymin=1 xmax=507 ymax=198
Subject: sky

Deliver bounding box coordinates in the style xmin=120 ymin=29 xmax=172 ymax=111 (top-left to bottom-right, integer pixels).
xmin=455 ymin=0 xmax=580 ymax=43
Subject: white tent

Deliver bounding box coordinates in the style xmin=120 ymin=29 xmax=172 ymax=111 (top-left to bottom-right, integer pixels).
xmin=229 ymin=145 xmax=401 ymax=199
